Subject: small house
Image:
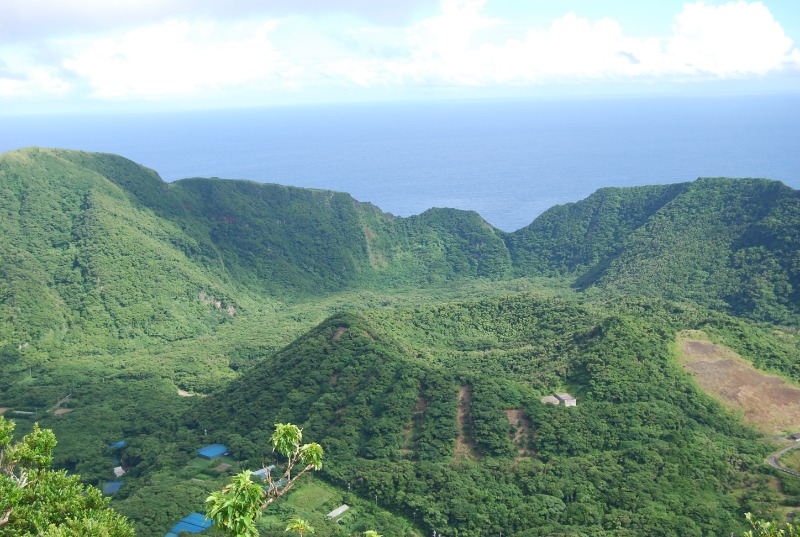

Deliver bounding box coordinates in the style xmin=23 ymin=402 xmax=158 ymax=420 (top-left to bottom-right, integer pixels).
xmin=556 ymin=393 xmax=577 ymax=407
xmin=790 ymin=433 xmax=800 ymax=442
xmin=540 ymin=395 xmax=560 ymax=405
xmin=197 ymin=444 xmax=228 ymax=460
xmin=326 ymin=504 xmax=350 ymax=520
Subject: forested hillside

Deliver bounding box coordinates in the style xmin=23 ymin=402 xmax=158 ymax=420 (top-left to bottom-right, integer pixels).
xmin=2 ymin=148 xmax=797 ymax=341
xmin=508 ymin=178 xmax=800 ymax=323
xmin=1 ymin=147 xmax=799 ymax=536
xmin=188 ymin=296 xmax=782 ymax=536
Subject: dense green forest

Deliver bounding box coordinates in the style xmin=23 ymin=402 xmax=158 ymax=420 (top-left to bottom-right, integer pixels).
xmin=1 ymin=147 xmax=799 ymax=536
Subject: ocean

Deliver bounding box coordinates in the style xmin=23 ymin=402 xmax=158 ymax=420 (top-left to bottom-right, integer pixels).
xmin=2 ymin=95 xmax=798 ymax=231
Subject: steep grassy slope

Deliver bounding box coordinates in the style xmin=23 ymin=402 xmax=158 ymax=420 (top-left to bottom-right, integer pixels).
xmin=3 ymin=148 xmax=798 ymax=347
xmin=0 ymin=148 xmax=243 ymax=348
xmin=506 ymin=182 xmax=688 ymax=275
xmin=582 ymin=178 xmax=800 ymax=323
xmin=508 ymin=178 xmax=800 ymax=323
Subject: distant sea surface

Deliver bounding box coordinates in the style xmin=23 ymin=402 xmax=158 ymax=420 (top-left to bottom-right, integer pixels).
xmin=2 ymin=95 xmax=799 ymax=231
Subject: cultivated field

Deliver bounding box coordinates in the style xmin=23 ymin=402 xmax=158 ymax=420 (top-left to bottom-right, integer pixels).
xmin=677 ymin=330 xmax=800 ymax=434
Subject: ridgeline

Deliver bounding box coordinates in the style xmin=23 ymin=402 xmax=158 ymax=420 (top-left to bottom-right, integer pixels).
xmin=1 ymin=147 xmax=799 ymax=536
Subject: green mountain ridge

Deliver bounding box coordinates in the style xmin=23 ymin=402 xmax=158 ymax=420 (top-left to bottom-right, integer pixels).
xmin=3 ymin=147 xmax=797 ymax=347
xmin=2 ymin=147 xmax=800 ymax=536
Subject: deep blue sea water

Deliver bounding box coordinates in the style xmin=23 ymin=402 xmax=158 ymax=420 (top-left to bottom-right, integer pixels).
xmin=2 ymin=95 xmax=798 ymax=231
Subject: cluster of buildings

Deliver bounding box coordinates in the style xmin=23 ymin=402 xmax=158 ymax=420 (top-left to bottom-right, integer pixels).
xmin=163 ymin=444 xmax=230 ymax=536
xmin=103 ymin=440 xmax=127 ymax=495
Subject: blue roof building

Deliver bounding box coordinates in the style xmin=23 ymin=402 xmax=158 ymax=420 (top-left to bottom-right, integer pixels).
xmin=197 ymin=444 xmax=228 ymax=460
xmin=268 ymin=477 xmax=288 ymax=492
xmin=251 ymin=465 xmax=275 ymax=481
xmin=169 ymin=512 xmax=213 ymax=534
xmin=103 ymin=481 xmax=124 ymax=494
xmin=183 ymin=513 xmax=213 ymax=529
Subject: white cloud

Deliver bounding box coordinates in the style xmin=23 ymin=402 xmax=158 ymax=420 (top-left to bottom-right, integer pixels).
xmin=666 ymin=1 xmax=795 ymax=75
xmin=0 ymin=46 xmax=70 ymax=98
xmin=363 ymin=0 xmax=800 ymax=86
xmin=1 ymin=0 xmax=798 ymax=105
xmin=62 ymin=19 xmax=284 ymax=98
xmin=0 ymin=0 xmax=438 ymax=44
xmin=0 ymin=67 xmax=69 ymax=98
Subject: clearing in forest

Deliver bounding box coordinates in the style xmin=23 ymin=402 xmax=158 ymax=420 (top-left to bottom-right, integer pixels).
xmin=455 ymin=385 xmax=480 ymax=461
xmin=401 ymin=391 xmax=427 ymax=457
xmin=506 ymin=408 xmax=532 ymax=456
xmin=0 ymin=407 xmax=9 ymax=416
xmin=677 ymin=330 xmax=800 ymax=434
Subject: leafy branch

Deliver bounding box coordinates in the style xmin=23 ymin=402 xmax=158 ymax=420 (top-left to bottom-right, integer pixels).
xmin=206 ymin=423 xmax=324 ymax=537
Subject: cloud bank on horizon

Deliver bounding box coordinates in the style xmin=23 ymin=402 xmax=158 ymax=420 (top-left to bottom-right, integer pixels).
xmin=1 ymin=0 xmax=799 ymax=110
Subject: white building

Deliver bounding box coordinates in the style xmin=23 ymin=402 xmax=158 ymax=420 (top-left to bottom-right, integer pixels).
xmin=326 ymin=505 xmax=350 ymax=520
xmin=556 ymin=393 xmax=577 ymax=407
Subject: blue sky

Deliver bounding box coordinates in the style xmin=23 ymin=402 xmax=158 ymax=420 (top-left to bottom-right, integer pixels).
xmin=1 ymin=0 xmax=799 ymax=113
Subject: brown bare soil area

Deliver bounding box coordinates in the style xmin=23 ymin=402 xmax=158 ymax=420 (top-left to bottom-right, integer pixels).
xmin=455 ymin=385 xmax=480 ymax=461
xmin=214 ymin=462 xmax=232 ymax=473
xmin=333 ymin=327 xmax=347 ymax=340
xmin=54 ymin=408 xmax=73 ymax=415
xmin=506 ymin=408 xmax=532 ymax=456
xmin=0 ymin=407 xmax=9 ymax=416
xmin=677 ymin=331 xmax=800 ymax=434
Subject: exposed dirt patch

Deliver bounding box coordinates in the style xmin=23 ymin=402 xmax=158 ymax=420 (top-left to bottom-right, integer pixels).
xmin=0 ymin=408 xmax=9 ymax=416
xmin=48 ymin=395 xmax=71 ymax=413
xmin=414 ymin=392 xmax=428 ymax=414
xmin=214 ymin=462 xmax=232 ymax=473
xmin=455 ymin=385 xmax=480 ymax=461
xmin=177 ymin=389 xmax=193 ymax=397
xmin=677 ymin=331 xmax=800 ymax=434
xmin=333 ymin=327 xmax=347 ymax=340
xmin=506 ymin=408 xmax=532 ymax=456
xmin=54 ymin=408 xmax=73 ymax=415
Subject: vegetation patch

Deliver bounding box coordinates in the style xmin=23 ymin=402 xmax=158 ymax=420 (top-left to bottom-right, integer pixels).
xmin=505 ymin=407 xmax=532 ymax=456
xmin=454 ymin=384 xmax=480 ymax=461
xmin=677 ymin=330 xmax=800 ymax=434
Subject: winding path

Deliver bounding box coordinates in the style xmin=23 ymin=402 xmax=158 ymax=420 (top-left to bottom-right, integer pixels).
xmin=767 ymin=442 xmax=800 ymax=478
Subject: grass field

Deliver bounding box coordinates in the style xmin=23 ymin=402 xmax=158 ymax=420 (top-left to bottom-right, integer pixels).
xmin=676 ymin=330 xmax=800 ymax=435
xmin=255 ymin=479 xmax=421 ymax=537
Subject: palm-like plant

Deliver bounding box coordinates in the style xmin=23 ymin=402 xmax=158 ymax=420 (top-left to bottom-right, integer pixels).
xmin=285 ymin=517 xmax=315 ymax=537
